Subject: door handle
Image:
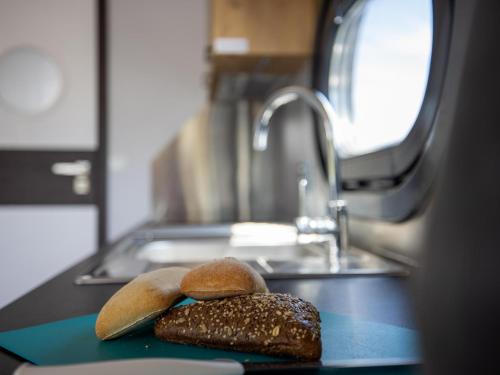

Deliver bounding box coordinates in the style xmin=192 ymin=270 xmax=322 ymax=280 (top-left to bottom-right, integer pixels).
xmin=51 ymin=160 xmax=91 ymax=195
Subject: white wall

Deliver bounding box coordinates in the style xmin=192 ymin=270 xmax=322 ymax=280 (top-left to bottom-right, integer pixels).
xmin=0 ymin=206 xmax=96 ymax=307
xmin=108 ymin=0 xmax=207 ymax=241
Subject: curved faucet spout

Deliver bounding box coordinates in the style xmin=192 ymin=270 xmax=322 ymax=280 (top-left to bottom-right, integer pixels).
xmin=253 ymin=85 xmax=341 ymax=203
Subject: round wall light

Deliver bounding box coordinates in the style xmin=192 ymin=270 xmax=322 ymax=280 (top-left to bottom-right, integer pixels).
xmin=0 ymin=46 xmax=63 ymax=115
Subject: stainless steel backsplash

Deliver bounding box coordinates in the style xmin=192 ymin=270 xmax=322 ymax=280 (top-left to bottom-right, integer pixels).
xmin=152 ymin=97 xmax=328 ymax=225
xmin=152 ymin=67 xmax=327 ymax=225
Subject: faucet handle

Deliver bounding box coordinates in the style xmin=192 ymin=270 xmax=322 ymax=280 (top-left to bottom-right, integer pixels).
xmin=328 ymin=200 xmax=349 ymax=254
xmin=296 ymin=161 xmax=311 ymax=218
xmin=295 ymin=166 xmax=310 ymax=233
xmin=296 ymin=163 xmax=340 ymax=235
xmin=298 ymin=176 xmax=308 ymax=218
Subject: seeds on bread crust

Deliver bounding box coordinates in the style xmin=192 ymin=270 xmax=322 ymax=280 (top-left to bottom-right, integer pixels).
xmin=154 ymin=293 xmax=321 ymax=361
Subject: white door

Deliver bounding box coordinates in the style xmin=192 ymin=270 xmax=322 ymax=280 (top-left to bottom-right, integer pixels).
xmin=0 ymin=0 xmax=103 ymax=308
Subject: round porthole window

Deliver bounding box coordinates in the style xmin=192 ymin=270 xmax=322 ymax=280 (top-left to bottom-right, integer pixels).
xmin=328 ymin=0 xmax=433 ymax=158
xmin=0 ymin=47 xmax=63 ymax=115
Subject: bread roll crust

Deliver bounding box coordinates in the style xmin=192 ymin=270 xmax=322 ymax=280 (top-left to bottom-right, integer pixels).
xmin=155 ymin=293 xmax=322 ymax=361
xmin=180 ymin=257 xmax=268 ymax=300
xmin=95 ymin=267 xmax=189 ymax=340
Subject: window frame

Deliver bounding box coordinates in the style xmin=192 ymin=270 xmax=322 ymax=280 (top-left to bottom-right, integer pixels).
xmin=312 ymin=0 xmax=452 ymax=221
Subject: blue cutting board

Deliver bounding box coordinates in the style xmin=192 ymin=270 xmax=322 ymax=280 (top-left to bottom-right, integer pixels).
xmin=0 ymin=299 xmax=419 ymax=367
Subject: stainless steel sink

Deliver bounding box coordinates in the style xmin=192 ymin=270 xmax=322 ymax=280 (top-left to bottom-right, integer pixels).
xmin=75 ymin=223 xmax=409 ymax=284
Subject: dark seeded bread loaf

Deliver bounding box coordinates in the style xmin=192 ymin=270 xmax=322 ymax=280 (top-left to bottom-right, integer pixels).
xmin=154 ymin=293 xmax=321 ymax=361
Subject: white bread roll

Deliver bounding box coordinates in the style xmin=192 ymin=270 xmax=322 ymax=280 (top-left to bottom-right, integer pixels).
xmin=95 ymin=267 xmax=189 ymax=340
xmin=180 ymin=257 xmax=268 ymax=300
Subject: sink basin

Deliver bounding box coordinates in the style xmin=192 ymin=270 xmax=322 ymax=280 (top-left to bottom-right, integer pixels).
xmin=76 ymin=223 xmax=408 ymax=284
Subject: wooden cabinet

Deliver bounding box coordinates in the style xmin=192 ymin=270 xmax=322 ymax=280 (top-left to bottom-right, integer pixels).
xmin=210 ymin=0 xmax=319 ymax=74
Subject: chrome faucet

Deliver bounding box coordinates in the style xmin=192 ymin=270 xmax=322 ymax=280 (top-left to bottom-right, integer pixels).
xmin=253 ymin=85 xmax=349 ymax=255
